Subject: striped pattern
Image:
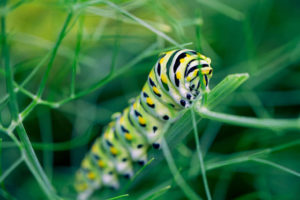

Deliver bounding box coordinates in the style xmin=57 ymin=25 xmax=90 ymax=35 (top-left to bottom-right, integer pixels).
xmin=75 ymin=49 xmax=213 ymax=199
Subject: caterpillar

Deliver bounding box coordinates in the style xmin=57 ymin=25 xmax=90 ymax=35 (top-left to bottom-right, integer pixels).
xmin=75 ymin=49 xmax=213 ymax=199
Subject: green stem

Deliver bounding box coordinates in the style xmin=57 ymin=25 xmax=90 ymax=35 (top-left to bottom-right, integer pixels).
xmin=251 ymin=158 xmax=300 ymax=177
xmin=0 ymin=156 xmax=24 ymax=182
xmin=105 ymin=194 xmax=129 ymax=200
xmin=161 ymin=138 xmax=202 ymax=200
xmin=103 ymin=0 xmax=182 ymax=48
xmin=195 ymin=0 xmax=244 ymax=21
xmin=191 ymin=109 xmax=212 ymax=200
xmin=37 ymin=11 xmax=73 ymax=97
xmin=197 ymin=107 xmax=300 ymax=131
xmin=206 ymin=139 xmax=300 ymax=171
xmin=71 ymin=16 xmax=83 ymax=97
xmin=120 ymin=158 xmax=155 ymax=193
xmin=1 ymin=3 xmax=58 ymax=199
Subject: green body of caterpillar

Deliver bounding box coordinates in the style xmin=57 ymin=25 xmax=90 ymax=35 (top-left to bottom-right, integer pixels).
xmin=75 ymin=49 xmax=213 ymax=199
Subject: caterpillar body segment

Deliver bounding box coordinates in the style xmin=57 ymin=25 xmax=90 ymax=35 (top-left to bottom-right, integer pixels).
xmin=91 ymin=138 xmax=120 ymax=189
xmin=75 ymin=49 xmax=213 ymax=199
xmin=116 ymin=107 xmax=149 ymax=163
xmin=101 ymin=123 xmax=134 ymax=177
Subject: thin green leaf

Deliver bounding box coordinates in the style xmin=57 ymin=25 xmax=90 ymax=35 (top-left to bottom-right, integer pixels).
xmin=196 ymin=0 xmax=244 ymax=21
xmin=106 ymin=194 xmax=129 ymax=200
xmin=0 ymin=156 xmax=24 ymax=182
xmin=251 ymin=158 xmax=300 ymax=178
xmin=161 ymin=138 xmax=202 ymax=200
xmin=191 ymin=109 xmax=212 ymax=200
xmin=205 ymin=73 xmax=249 ymax=109
xmin=196 ymin=107 xmax=300 ymax=131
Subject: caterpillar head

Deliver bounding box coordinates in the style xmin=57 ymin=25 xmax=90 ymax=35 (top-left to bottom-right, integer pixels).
xmin=184 ymin=51 xmax=213 ymax=98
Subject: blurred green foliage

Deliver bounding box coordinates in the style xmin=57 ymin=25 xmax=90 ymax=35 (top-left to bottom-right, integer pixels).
xmin=0 ymin=0 xmax=300 ymax=199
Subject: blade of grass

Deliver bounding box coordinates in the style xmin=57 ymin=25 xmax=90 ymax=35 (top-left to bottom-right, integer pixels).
xmin=205 ymin=73 xmax=249 ymax=108
xmin=1 ymin=141 xmax=17 ymax=148
xmin=206 ymin=139 xmax=300 ymax=171
xmin=0 ymin=53 xmax=50 ymax=106
xmin=196 ymin=107 xmax=300 ymax=131
xmin=120 ymin=157 xmax=155 ymax=193
xmin=37 ymin=11 xmax=74 ymax=97
xmin=0 ymin=138 xmax=2 ymax=187
xmin=86 ymin=6 xmax=172 ymax=34
xmin=251 ymin=158 xmax=300 ymax=178
xmin=0 ymin=0 xmax=28 ymax=16
xmin=56 ymin=42 xmax=159 ymax=106
xmin=195 ymin=0 xmax=244 ymax=21
xmin=0 ymin=187 xmax=17 ymax=200
xmin=106 ymin=194 xmax=129 ymax=200
xmin=0 ymin=156 xmax=24 ymax=182
xmin=17 ymin=125 xmax=59 ymax=199
xmin=142 ymin=185 xmax=171 ymax=200
xmin=212 ymin=168 xmax=233 ymax=200
xmin=191 ymin=109 xmax=212 ymax=200
xmin=102 ymin=0 xmax=182 ymax=48
xmin=71 ymin=15 xmax=84 ymax=97
xmin=1 ymin=2 xmax=58 ymax=198
xmin=12 ymin=32 xmax=98 ymax=69
xmin=200 ymin=121 xmax=222 ymax=156
xmin=161 ymin=138 xmax=202 ymax=200
xmin=136 ymin=178 xmax=172 ymax=200
xmin=37 ymin=109 xmax=53 ymax=180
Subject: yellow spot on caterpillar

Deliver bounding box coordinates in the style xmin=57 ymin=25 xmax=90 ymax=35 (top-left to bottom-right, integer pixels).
xmin=120 ymin=116 xmax=124 ymax=123
xmin=110 ymin=147 xmax=118 ymax=155
xmin=152 ymin=86 xmax=160 ymax=95
xmin=138 ymin=116 xmax=146 ymax=125
xmin=187 ymin=76 xmax=191 ymax=82
xmin=159 ymin=57 xmax=165 ymax=64
xmin=180 ymin=54 xmax=192 ymax=63
xmin=133 ymin=102 xmax=137 ymax=109
xmin=76 ymin=183 xmax=88 ymax=191
xmin=176 ymin=71 xmax=182 ymax=79
xmin=104 ymin=132 xmax=109 ymax=139
xmin=203 ymin=77 xmax=207 ymax=85
xmin=146 ymin=97 xmax=154 ymax=106
xmin=192 ymin=69 xmax=199 ymax=77
xmin=98 ymin=160 xmax=105 ymax=168
xmin=87 ymin=172 xmax=96 ymax=180
xmin=201 ymin=66 xmax=213 ymax=75
xmin=161 ymin=74 xmax=168 ymax=84
xmin=92 ymin=145 xmax=97 ymax=153
xmin=125 ymin=133 xmax=132 ymax=140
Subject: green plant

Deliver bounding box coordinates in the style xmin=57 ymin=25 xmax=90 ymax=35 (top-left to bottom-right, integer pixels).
xmin=1 ymin=0 xmax=300 ymax=200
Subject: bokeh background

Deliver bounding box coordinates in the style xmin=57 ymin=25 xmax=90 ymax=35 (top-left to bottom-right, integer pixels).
xmin=1 ymin=0 xmax=300 ymax=199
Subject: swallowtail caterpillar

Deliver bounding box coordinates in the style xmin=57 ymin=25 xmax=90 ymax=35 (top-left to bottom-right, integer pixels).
xmin=75 ymin=49 xmax=213 ymax=199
